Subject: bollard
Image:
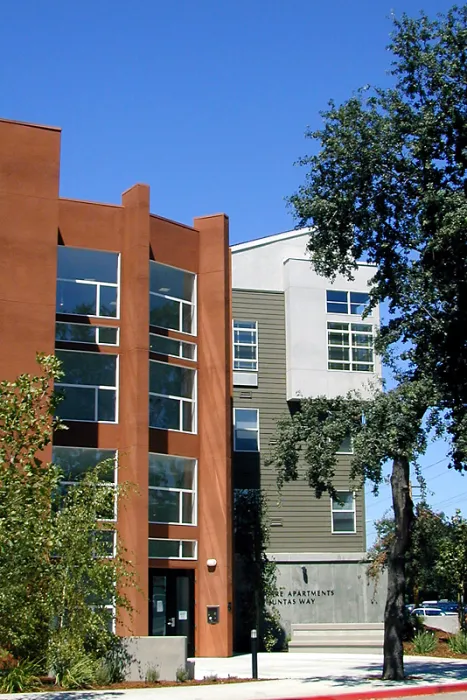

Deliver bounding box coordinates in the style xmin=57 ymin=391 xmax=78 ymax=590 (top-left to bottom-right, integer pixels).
xmin=251 ymin=628 xmax=258 ymax=679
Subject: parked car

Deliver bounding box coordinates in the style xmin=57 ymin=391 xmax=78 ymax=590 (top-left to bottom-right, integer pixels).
xmin=436 ymin=601 xmax=461 ymax=615
xmin=411 ymin=607 xmax=446 ymax=617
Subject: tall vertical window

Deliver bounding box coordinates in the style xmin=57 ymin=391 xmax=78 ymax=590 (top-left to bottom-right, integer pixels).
xmin=149 ymin=262 xmax=196 ymax=334
xmin=149 ymin=360 xmax=196 ymax=433
xmin=56 ymin=247 xmax=119 ymax=318
xmin=233 ymin=408 xmax=259 ymax=452
xmin=55 ymin=349 xmax=118 ymax=422
xmin=326 ymin=290 xmax=370 ymax=316
xmin=327 ymin=322 xmax=374 ymax=372
xmin=233 ymin=321 xmax=258 ymax=371
xmin=331 ymin=492 xmax=356 ymax=533
xmin=148 ymin=454 xmax=196 ymax=525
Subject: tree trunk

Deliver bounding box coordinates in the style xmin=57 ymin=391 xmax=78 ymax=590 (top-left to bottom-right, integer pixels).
xmin=382 ymin=456 xmax=413 ymax=680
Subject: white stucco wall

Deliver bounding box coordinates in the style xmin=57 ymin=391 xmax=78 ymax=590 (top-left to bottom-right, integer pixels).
xmin=283 ymin=258 xmax=382 ymax=400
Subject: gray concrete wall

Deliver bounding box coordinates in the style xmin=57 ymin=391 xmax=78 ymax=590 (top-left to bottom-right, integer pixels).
xmin=269 ymin=553 xmax=386 ymax=636
xmin=123 ymin=636 xmax=188 ymax=681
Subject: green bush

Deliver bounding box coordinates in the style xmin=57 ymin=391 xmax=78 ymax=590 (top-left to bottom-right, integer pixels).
xmin=145 ymin=665 xmax=160 ymax=683
xmin=176 ymin=666 xmax=189 ymax=683
xmin=203 ymin=674 xmax=218 ymax=682
xmin=48 ymin=635 xmax=98 ymax=689
xmin=412 ymin=630 xmax=438 ymax=654
xmin=448 ymin=632 xmax=467 ymax=655
xmin=0 ymin=659 xmax=41 ymax=693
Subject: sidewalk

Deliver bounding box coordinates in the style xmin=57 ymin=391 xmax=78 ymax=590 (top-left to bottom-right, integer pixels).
xmin=4 ymin=652 xmax=467 ymax=700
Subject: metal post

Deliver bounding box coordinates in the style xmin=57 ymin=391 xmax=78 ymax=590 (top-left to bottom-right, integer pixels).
xmin=251 ymin=629 xmax=258 ymax=679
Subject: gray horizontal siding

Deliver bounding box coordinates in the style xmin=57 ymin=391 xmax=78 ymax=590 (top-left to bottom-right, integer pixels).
xmin=232 ymin=289 xmax=366 ymax=553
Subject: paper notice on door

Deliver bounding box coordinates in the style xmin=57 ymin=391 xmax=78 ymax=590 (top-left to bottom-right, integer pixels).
xmin=178 ymin=610 xmax=188 ymax=621
xmin=156 ymin=601 xmax=164 ymax=613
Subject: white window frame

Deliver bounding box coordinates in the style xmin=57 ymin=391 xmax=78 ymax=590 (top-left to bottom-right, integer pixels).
xmin=233 ymin=408 xmax=260 ymax=452
xmin=149 ymin=360 xmax=197 ymax=434
xmin=55 ymin=350 xmax=119 ymax=424
xmin=149 ymin=333 xmax=197 ymax=361
xmin=148 ymin=538 xmax=198 ymax=560
xmin=327 ymin=322 xmax=374 ymax=372
xmin=56 ymin=250 xmax=120 ymax=320
xmin=149 ymin=261 xmax=197 ymax=336
xmin=53 ymin=447 xmax=118 ymax=523
xmin=233 ymin=320 xmax=258 ymax=372
xmin=326 ymin=290 xmax=371 ymax=317
xmin=331 ymin=491 xmax=356 ymax=534
xmin=56 ymin=322 xmax=120 ymax=347
xmin=148 ymin=454 xmax=197 ymax=527
xmin=336 ymin=435 xmax=354 ymax=454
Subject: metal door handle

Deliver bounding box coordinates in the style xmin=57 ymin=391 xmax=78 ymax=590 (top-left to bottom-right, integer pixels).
xmin=167 ymin=617 xmax=175 ymax=627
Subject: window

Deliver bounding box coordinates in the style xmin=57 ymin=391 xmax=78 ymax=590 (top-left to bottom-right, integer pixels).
xmin=326 ymin=290 xmax=370 ymax=316
xmin=331 ymin=492 xmax=356 ymax=533
xmin=52 ymin=446 xmax=117 ymax=521
xmin=149 ymin=360 xmax=196 ymax=432
xmin=148 ymin=538 xmax=197 ymax=560
xmin=55 ymin=349 xmax=118 ymax=422
xmin=56 ymin=247 xmax=119 ymax=318
xmin=149 ymin=454 xmax=196 ymax=525
xmin=56 ymin=322 xmax=119 ymax=346
xmin=337 ymin=434 xmax=353 ymax=454
xmin=233 ymin=408 xmax=259 ymax=452
xmin=149 ymin=333 xmax=196 ymax=361
xmin=233 ymin=321 xmax=258 ymax=371
xmin=149 ymin=261 xmax=196 ymax=334
xmin=327 ymin=322 xmax=374 ymax=372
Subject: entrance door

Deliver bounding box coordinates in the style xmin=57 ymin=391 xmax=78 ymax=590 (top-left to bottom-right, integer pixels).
xmin=149 ymin=569 xmax=194 ymax=656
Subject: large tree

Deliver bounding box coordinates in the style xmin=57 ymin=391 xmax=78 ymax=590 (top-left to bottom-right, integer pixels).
xmin=279 ymin=4 xmax=467 ymax=680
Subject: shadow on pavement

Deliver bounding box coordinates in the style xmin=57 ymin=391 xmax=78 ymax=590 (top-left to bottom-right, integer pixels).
xmin=299 ymin=659 xmax=467 ymax=686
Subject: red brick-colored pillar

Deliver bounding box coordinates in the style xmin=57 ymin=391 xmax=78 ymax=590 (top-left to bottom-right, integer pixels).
xmin=195 ymin=214 xmax=233 ymax=657
xmin=0 ymin=119 xmax=61 ymax=466
xmin=118 ymin=184 xmax=151 ymax=635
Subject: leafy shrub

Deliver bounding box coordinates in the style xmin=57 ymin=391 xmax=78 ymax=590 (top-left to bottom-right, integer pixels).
xmin=176 ymin=666 xmax=189 ymax=683
xmin=448 ymin=632 xmax=467 ymax=655
xmin=203 ymin=674 xmax=218 ymax=682
xmin=0 ymin=659 xmax=41 ymax=693
xmin=145 ymin=665 xmax=160 ymax=683
xmin=412 ymin=630 xmax=438 ymax=654
xmin=48 ymin=635 xmax=97 ymax=689
xmin=0 ymin=649 xmax=17 ymax=672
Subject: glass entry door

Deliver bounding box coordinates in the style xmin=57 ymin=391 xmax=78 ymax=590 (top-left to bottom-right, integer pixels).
xmin=149 ymin=569 xmax=194 ymax=656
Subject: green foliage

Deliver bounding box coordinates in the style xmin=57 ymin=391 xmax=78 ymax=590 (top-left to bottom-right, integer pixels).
xmin=448 ymin=632 xmax=467 ymax=655
xmin=145 ymin=665 xmax=160 ymax=683
xmin=233 ymin=489 xmax=281 ymax=651
xmin=0 ymin=356 xmax=136 ymax=683
xmin=288 ymin=5 xmax=467 ymax=470
xmin=412 ymin=631 xmax=438 ymax=655
xmin=0 ymin=659 xmax=42 ymax=693
xmin=436 ymin=510 xmax=467 ymax=630
xmin=176 ymin=666 xmax=189 ymax=683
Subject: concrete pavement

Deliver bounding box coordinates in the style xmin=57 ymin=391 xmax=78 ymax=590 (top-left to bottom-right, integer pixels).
xmin=4 ymin=652 xmax=467 ymax=700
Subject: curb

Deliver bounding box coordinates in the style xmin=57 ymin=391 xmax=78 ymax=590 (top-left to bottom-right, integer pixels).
xmin=280 ymin=681 xmax=467 ymax=700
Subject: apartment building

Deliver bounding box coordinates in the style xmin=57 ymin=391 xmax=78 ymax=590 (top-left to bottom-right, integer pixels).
xmin=0 ymin=118 xmax=233 ymax=657
xmin=231 ymin=231 xmax=385 ymax=636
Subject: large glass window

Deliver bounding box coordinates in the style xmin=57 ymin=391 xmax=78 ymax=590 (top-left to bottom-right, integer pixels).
xmin=331 ymin=492 xmax=356 ymax=533
xmin=327 ymin=322 xmax=374 ymax=372
xmin=56 ymin=247 xmax=119 ymax=318
xmin=326 ymin=290 xmax=370 ymax=316
xmin=148 ymin=454 xmax=196 ymax=525
xmin=55 ymin=349 xmax=118 ymax=422
xmin=52 ymin=446 xmax=117 ymax=521
xmin=148 ymin=539 xmax=197 ymax=560
xmin=233 ymin=321 xmax=258 ymax=371
xmin=233 ymin=408 xmax=259 ymax=452
xmin=149 ymin=261 xmax=196 ymax=334
xmin=56 ymin=322 xmax=119 ymax=346
xmin=149 ymin=360 xmax=196 ymax=432
xmin=149 ymin=333 xmax=196 ymax=361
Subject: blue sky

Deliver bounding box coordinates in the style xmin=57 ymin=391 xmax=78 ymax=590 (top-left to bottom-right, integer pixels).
xmin=2 ymin=0 xmax=465 ymax=542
